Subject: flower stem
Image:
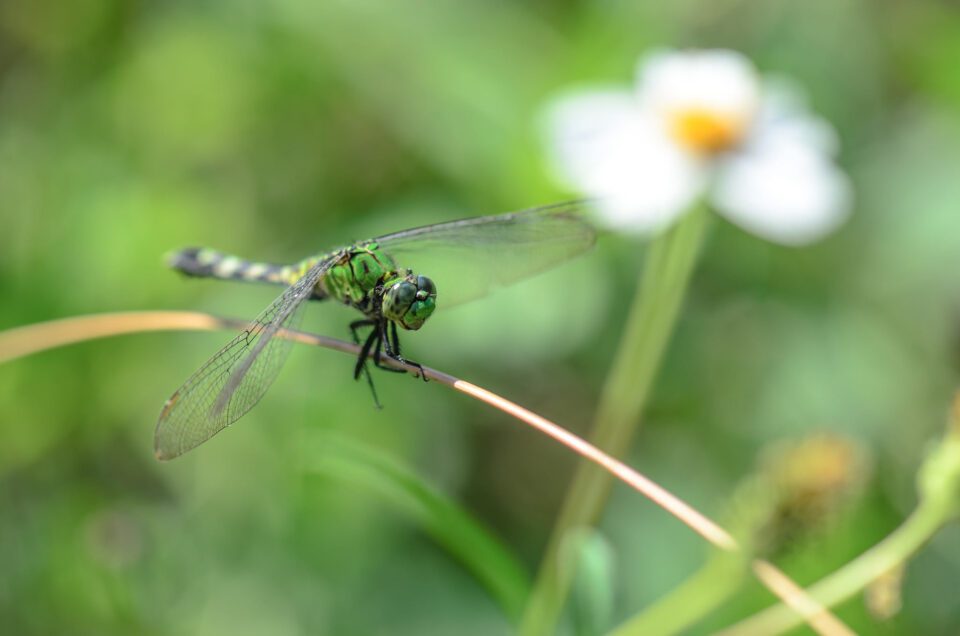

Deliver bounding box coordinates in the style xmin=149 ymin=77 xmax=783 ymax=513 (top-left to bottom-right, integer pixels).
xmin=609 ymin=551 xmax=746 ymax=636
xmin=717 ymin=500 xmax=943 ymax=635
xmin=717 ymin=412 xmax=960 ymax=636
xmin=520 ymin=206 xmax=711 ymax=636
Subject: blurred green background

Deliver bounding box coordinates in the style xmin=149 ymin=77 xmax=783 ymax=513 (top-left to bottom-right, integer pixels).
xmin=3 ymin=1 xmax=960 ymax=634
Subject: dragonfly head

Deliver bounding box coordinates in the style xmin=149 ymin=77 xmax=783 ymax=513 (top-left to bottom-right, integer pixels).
xmin=382 ymin=273 xmax=437 ymax=330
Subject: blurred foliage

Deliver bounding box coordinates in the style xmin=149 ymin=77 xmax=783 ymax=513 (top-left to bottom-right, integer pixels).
xmin=3 ymin=0 xmax=960 ymax=634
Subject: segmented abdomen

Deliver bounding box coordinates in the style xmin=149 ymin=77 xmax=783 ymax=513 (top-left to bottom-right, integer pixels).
xmin=168 ymin=247 xmax=293 ymax=285
xmin=168 ymin=247 xmax=301 ymax=287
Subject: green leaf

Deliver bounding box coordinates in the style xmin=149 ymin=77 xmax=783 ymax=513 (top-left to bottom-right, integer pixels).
xmin=567 ymin=529 xmax=615 ymax=636
xmin=302 ymin=431 xmax=531 ymax=620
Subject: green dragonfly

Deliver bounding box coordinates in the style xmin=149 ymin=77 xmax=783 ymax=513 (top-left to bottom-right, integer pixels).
xmin=155 ymin=201 xmax=596 ymax=460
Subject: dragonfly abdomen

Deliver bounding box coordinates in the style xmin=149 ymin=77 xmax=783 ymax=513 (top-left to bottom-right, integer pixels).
xmin=168 ymin=247 xmax=291 ymax=286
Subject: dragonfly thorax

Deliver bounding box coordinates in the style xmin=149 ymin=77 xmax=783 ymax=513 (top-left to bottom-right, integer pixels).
xmin=382 ymin=272 xmax=437 ymax=330
xmin=320 ymin=245 xmax=393 ymax=305
xmin=318 ymin=245 xmax=436 ymax=329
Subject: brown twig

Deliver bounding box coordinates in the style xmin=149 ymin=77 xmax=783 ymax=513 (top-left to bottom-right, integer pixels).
xmin=0 ymin=311 xmax=734 ymax=546
xmin=747 ymin=561 xmax=855 ymax=636
xmin=0 ymin=310 xmax=851 ymax=634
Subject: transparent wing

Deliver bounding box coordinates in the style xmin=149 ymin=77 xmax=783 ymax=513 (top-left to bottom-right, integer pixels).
xmin=374 ymin=201 xmax=596 ymax=308
xmin=155 ymin=259 xmax=332 ymax=460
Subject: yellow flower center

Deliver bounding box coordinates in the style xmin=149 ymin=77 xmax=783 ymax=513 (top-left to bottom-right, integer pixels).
xmin=668 ymin=108 xmax=748 ymax=154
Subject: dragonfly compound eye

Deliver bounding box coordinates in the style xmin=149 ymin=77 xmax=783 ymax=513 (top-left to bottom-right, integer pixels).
xmin=416 ymin=275 xmax=437 ymax=301
xmin=383 ymin=278 xmax=436 ymax=331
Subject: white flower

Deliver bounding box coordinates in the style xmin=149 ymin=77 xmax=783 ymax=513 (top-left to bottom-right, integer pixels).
xmin=545 ymin=49 xmax=852 ymax=245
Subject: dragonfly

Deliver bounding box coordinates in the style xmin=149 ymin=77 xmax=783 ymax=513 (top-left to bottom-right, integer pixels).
xmin=155 ymin=201 xmax=596 ymax=460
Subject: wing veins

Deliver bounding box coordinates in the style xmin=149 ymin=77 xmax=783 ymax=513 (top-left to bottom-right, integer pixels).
xmin=373 ymin=200 xmax=589 ymax=245
xmin=155 ymin=258 xmax=332 ymax=459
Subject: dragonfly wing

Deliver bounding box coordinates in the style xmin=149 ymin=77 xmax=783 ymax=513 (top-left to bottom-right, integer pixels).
xmin=374 ymin=201 xmax=596 ymax=308
xmin=155 ymin=259 xmax=332 ymax=460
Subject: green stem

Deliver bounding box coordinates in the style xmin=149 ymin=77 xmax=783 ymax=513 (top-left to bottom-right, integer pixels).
xmin=608 ymin=551 xmax=746 ymax=636
xmin=520 ymin=206 xmax=710 ymax=636
xmin=717 ymin=501 xmax=942 ymax=635
xmin=718 ymin=428 xmax=960 ymax=636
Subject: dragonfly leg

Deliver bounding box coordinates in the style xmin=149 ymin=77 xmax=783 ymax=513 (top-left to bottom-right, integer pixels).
xmin=353 ymin=323 xmax=379 ymax=380
xmin=395 ymin=323 xmax=427 ymax=383
xmin=352 ymin=325 xmax=383 ymax=409
xmin=351 ymin=318 xmax=395 ymax=384
xmin=380 ymin=320 xmax=428 ymax=382
xmin=349 ymin=319 xmax=375 ymax=346
xmin=372 ymin=320 xmax=409 ymax=375
xmin=390 ymin=321 xmax=401 ymax=356
xmin=350 ymin=319 xmax=373 ymax=381
xmin=372 ymin=332 xmax=405 ymax=374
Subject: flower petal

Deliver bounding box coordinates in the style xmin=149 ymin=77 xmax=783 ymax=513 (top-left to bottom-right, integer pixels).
xmin=637 ymin=49 xmax=761 ymax=121
xmin=544 ymin=89 xmax=640 ymax=188
xmin=712 ymin=125 xmax=852 ymax=245
xmin=545 ymin=90 xmax=705 ymax=234
xmin=750 ymin=77 xmax=841 ymax=156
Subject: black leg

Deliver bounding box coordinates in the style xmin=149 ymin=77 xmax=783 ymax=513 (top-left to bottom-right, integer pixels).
xmin=352 ymin=326 xmax=383 ymax=409
xmin=390 ymin=321 xmax=401 ymax=357
xmin=372 ymin=325 xmax=403 ymax=373
xmin=409 ymin=360 xmax=428 ymax=382
xmin=349 ymin=319 xmax=375 ymax=345
xmin=380 ymin=320 xmax=393 ymax=356
xmin=379 ymin=320 xmax=428 ymax=382
xmin=373 ymin=320 xmax=406 ymax=374
xmin=354 ymin=326 xmax=379 ymax=380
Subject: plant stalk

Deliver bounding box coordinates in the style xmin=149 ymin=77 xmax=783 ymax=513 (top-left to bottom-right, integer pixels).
xmin=718 ymin=417 xmax=960 ymax=636
xmin=520 ymin=207 xmax=710 ymax=636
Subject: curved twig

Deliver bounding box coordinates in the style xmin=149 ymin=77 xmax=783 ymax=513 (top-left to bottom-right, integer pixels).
xmin=0 ymin=310 xmax=849 ymax=635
